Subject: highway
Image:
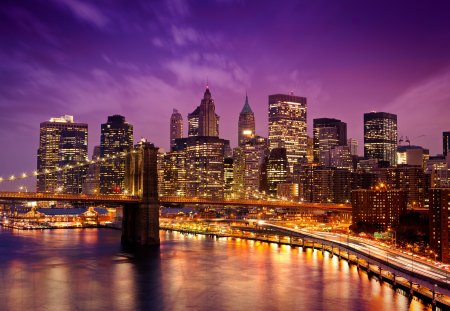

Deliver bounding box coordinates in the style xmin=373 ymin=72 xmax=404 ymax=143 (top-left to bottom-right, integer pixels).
xmin=264 ymin=223 xmax=450 ymax=289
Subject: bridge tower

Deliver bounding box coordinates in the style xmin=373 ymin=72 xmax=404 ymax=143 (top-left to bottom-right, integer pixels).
xmin=122 ymin=140 xmax=160 ymax=246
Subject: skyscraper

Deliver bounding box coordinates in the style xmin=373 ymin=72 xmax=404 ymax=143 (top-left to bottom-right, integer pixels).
xmin=318 ymin=127 xmax=339 ymax=166
xmin=233 ymin=136 xmax=268 ymax=198
xmin=313 ymin=118 xmax=347 ymax=163
xmin=429 ymin=188 xmax=450 ymax=262
xmin=443 ymin=132 xmax=450 ymax=157
xmin=100 ymin=115 xmax=133 ymax=194
xmin=268 ymin=93 xmax=307 ymax=172
xmin=188 ymin=86 xmax=220 ymax=137
xmin=267 ymin=147 xmax=289 ymax=195
xmin=37 ymin=115 xmax=88 ymax=193
xmin=188 ymin=106 xmax=200 ymax=137
xmin=238 ymin=94 xmax=255 ymax=146
xmin=364 ymin=112 xmax=398 ymax=166
xmin=170 ymin=109 xmax=183 ymax=150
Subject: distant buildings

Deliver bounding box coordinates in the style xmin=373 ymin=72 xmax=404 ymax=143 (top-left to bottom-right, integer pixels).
xmin=238 ymin=94 xmax=255 ymax=146
xmin=182 ymin=136 xmax=228 ymax=199
xmin=351 ymin=185 xmax=407 ymax=231
xmin=266 ymin=148 xmax=289 ymax=195
xmin=100 ymin=115 xmax=133 ymax=194
xmin=364 ymin=112 xmax=397 ymax=166
xmin=82 ymin=146 xmax=100 ymax=194
xmin=233 ymin=136 xmax=268 ymax=198
xmin=188 ymin=86 xmax=220 ymax=137
xmin=313 ymin=118 xmax=347 ymax=163
xmin=170 ymin=109 xmax=183 ymax=150
xmin=443 ymin=132 xmax=450 ymax=157
xmin=268 ymin=93 xmax=307 ymax=173
xmin=37 ymin=115 xmax=88 ymax=193
xmin=429 ymin=188 xmax=450 ymax=262
xmin=396 ymin=145 xmax=429 ymax=168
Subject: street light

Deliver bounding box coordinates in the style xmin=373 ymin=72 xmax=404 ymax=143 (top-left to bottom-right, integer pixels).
xmin=388 ymin=227 xmax=396 ymax=248
xmin=18 ymin=186 xmax=28 ymax=193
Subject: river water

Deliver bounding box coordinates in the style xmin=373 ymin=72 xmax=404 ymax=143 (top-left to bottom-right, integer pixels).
xmin=0 ymin=227 xmax=433 ymax=311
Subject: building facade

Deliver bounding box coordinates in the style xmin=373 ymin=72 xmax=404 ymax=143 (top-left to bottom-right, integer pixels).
xmin=351 ymin=186 xmax=407 ymax=231
xmin=364 ymin=112 xmax=398 ymax=166
xmin=170 ymin=109 xmax=183 ymax=150
xmin=268 ymin=93 xmax=307 ymax=173
xmin=233 ymin=136 xmax=269 ymax=198
xmin=429 ymin=188 xmax=450 ymax=263
xmin=100 ymin=115 xmax=133 ymax=194
xmin=37 ymin=115 xmax=88 ymax=193
xmin=313 ymin=118 xmax=347 ymax=163
xmin=443 ymin=132 xmax=450 ymax=157
xmin=267 ymin=148 xmax=289 ymax=196
xmin=238 ymin=94 xmax=255 ymax=146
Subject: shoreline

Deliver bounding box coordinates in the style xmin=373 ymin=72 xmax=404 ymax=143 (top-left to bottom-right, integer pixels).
xmin=161 ymin=226 xmax=450 ymax=310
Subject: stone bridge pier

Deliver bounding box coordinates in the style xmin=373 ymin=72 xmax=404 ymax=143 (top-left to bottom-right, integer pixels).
xmin=122 ymin=141 xmax=159 ymax=246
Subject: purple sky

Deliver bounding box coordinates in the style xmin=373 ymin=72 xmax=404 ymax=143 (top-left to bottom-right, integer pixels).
xmin=1 ymin=0 xmax=450 ymax=183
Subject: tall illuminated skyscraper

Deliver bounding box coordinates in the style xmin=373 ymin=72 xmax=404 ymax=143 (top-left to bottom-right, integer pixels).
xmin=37 ymin=115 xmax=88 ymax=193
xmin=188 ymin=86 xmax=220 ymax=137
xmin=364 ymin=112 xmax=397 ymax=166
xmin=238 ymin=94 xmax=255 ymax=146
xmin=268 ymin=93 xmax=307 ymax=173
xmin=170 ymin=109 xmax=183 ymax=150
xmin=100 ymin=115 xmax=133 ymax=194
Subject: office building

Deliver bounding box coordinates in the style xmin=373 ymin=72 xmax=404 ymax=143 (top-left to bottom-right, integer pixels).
xmin=170 ymin=109 xmax=183 ymax=150
xmin=100 ymin=115 xmax=133 ymax=194
xmin=159 ymin=150 xmax=187 ymax=197
xmin=37 ymin=115 xmax=88 ymax=193
xmin=224 ymin=157 xmax=234 ymax=199
xmin=364 ymin=112 xmax=397 ymax=166
xmin=267 ymin=148 xmax=289 ymax=195
xmin=429 ymin=188 xmax=450 ymax=263
xmin=233 ymin=136 xmax=269 ymax=198
xmin=351 ymin=185 xmax=407 ymax=231
xmin=347 ymin=138 xmax=358 ymax=156
xmin=175 ymin=136 xmax=228 ymax=199
xmin=397 ymin=145 xmax=429 ymax=168
xmin=238 ymin=94 xmax=255 ymax=146
xmin=313 ymin=118 xmax=347 ymax=162
xmin=444 ymin=132 xmax=450 ymax=157
xmin=268 ymin=93 xmax=307 ymax=173
xmin=188 ymin=86 xmax=220 ymax=137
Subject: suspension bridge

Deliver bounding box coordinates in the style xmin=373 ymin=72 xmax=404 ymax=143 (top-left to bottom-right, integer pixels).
xmin=0 ymin=142 xmax=351 ymax=247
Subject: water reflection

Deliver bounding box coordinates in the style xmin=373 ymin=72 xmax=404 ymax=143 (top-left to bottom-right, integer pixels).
xmin=0 ymin=228 xmax=435 ymax=311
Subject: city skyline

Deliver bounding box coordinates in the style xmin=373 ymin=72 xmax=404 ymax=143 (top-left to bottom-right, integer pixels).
xmin=1 ymin=0 xmax=450 ymax=178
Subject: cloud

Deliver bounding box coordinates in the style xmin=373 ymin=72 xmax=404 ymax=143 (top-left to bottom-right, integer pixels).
xmin=55 ymin=0 xmax=109 ymax=29
xmin=165 ymin=53 xmax=250 ymax=91
xmin=171 ymin=26 xmax=200 ymax=46
xmin=166 ymin=0 xmax=190 ymax=17
xmin=384 ymin=68 xmax=450 ymax=152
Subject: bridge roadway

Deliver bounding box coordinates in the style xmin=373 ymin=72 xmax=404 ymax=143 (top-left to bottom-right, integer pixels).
xmin=159 ymin=196 xmax=351 ymax=210
xmin=259 ymin=223 xmax=450 ymax=296
xmin=0 ymin=191 xmax=140 ymax=203
xmin=0 ymin=192 xmax=351 ymax=210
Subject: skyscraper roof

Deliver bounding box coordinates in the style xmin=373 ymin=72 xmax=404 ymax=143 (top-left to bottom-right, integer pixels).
xmin=241 ymin=94 xmax=253 ymax=114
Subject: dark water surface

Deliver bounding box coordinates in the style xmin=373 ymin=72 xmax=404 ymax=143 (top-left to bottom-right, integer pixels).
xmin=0 ymin=228 xmax=432 ymax=311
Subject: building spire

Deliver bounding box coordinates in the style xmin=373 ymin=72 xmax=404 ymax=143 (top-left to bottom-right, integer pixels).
xmin=241 ymin=93 xmax=253 ymax=114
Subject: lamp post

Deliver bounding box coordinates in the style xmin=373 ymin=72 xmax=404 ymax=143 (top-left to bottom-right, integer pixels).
xmin=388 ymin=227 xmax=396 ymax=248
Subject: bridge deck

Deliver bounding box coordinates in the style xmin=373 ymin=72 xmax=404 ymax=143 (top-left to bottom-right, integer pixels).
xmin=0 ymin=192 xmax=352 ymax=210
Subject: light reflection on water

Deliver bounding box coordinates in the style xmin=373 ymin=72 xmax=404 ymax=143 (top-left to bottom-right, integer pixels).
xmin=0 ymin=228 xmax=433 ymax=311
